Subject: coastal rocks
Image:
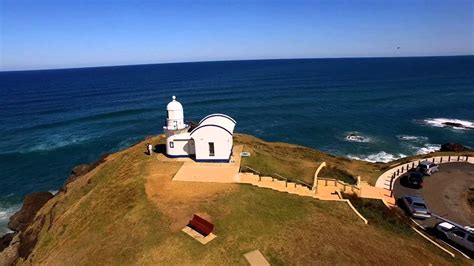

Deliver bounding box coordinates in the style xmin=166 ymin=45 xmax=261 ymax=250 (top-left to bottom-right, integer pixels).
xmin=0 ymin=233 xmax=14 ymax=252
xmin=442 ymin=122 xmax=474 ymax=130
xmin=423 ymin=118 xmax=474 ymax=130
xmin=440 ymin=143 xmax=472 ymax=152
xmin=0 ymin=234 xmax=20 ymax=266
xmin=65 ymin=164 xmax=93 ymax=188
xmin=61 ymin=154 xmax=109 ymax=192
xmin=69 ymin=154 xmax=109 ymax=180
xmin=345 ymin=133 xmax=370 ymax=143
xmin=70 ymin=164 xmax=93 ymax=178
xmin=8 ymin=192 xmax=53 ymax=233
xmin=17 ymin=214 xmax=48 ymax=259
xmin=1 ymin=192 xmax=53 ymax=264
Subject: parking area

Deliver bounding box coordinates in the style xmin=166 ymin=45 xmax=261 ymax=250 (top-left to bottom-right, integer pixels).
xmin=393 ymin=162 xmax=474 ymax=257
xmin=393 ymin=162 xmax=474 ymax=227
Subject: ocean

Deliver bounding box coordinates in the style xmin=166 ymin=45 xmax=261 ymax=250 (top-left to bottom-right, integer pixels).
xmin=1 ymin=56 xmax=474 ymax=235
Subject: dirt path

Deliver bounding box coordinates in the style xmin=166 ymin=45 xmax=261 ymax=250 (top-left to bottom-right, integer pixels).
xmin=144 ymin=155 xmax=238 ymax=231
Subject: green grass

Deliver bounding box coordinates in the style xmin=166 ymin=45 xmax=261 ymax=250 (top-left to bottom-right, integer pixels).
xmin=342 ymin=194 xmax=413 ymax=236
xmin=19 ymin=135 xmax=468 ymax=265
xmin=26 ymin=139 xmax=170 ymax=265
xmin=236 ymin=134 xmax=382 ymax=185
xmin=318 ymin=166 xmax=356 ymax=184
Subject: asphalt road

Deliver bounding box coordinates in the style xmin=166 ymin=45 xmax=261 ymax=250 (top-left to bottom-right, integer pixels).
xmin=393 ymin=162 xmax=474 ymax=228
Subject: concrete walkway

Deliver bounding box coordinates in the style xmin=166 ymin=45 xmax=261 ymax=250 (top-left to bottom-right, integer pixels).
xmin=243 ymin=250 xmax=270 ymax=266
xmin=168 ymin=148 xmax=397 ymax=205
xmin=172 ymin=145 xmax=243 ymax=183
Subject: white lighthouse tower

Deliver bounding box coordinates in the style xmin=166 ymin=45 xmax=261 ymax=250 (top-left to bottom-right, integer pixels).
xmin=163 ymin=96 xmax=189 ymax=137
xmin=163 ymin=95 xmax=236 ymax=161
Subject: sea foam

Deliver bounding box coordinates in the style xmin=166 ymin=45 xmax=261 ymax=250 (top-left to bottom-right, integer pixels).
xmin=422 ymin=118 xmax=474 ymax=130
xmin=0 ymin=204 xmax=21 ymax=236
xmin=415 ymin=144 xmax=441 ymax=155
xmin=397 ymin=135 xmax=428 ymax=142
xmin=22 ymin=134 xmax=90 ymax=153
xmin=347 ymin=151 xmax=406 ymax=163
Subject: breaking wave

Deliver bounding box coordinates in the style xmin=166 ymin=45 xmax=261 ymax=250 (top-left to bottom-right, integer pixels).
xmin=422 ymin=118 xmax=474 ymax=130
xmin=415 ymin=143 xmax=441 ymax=155
xmin=347 ymin=151 xmax=407 ymax=163
xmin=397 ymin=135 xmax=428 ymax=142
xmin=0 ymin=204 xmax=21 ymax=236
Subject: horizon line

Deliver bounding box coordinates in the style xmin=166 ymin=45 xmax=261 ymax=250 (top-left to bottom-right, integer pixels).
xmin=2 ymin=54 xmax=473 ymax=73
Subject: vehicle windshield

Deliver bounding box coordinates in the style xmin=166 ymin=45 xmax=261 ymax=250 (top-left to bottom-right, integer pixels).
xmin=413 ymin=203 xmax=426 ymax=209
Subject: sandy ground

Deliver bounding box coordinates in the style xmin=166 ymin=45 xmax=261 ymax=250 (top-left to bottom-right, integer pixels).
xmin=172 ymin=145 xmax=243 ymax=183
xmin=145 ymin=158 xmax=238 ymax=231
xmin=394 ymin=162 xmax=474 ymax=227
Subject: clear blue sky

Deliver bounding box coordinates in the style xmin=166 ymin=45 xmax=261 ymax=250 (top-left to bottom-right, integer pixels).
xmin=1 ymin=0 xmax=473 ymax=71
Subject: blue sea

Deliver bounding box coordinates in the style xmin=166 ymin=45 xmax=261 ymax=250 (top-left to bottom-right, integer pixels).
xmin=1 ymin=56 xmax=474 ymax=235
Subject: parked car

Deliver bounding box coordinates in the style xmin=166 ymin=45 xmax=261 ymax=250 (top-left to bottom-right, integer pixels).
xmin=416 ymin=160 xmax=439 ymax=175
xmin=398 ymin=195 xmax=431 ymax=219
xmin=400 ymin=172 xmax=424 ymax=188
xmin=436 ymin=222 xmax=474 ymax=255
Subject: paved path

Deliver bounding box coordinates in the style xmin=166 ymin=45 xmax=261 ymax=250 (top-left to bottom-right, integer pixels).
xmin=172 ymin=145 xmax=243 ymax=183
xmin=375 ymin=155 xmax=474 ymax=190
xmin=169 ymin=147 xmax=395 ymax=204
xmin=393 ymin=162 xmax=474 ymax=227
xmin=243 ymin=250 xmax=270 ymax=266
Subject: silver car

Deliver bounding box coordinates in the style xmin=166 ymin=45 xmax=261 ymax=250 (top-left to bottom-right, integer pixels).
xmin=436 ymin=222 xmax=474 ymax=254
xmin=399 ymin=195 xmax=431 ymax=219
xmin=416 ymin=160 xmax=439 ymax=175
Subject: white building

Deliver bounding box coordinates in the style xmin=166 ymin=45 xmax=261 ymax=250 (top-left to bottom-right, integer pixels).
xmin=163 ymin=96 xmax=236 ymax=162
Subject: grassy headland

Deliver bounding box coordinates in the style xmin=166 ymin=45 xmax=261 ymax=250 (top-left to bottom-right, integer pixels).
xmin=9 ymin=134 xmax=468 ymax=265
xmin=236 ymin=134 xmax=384 ymax=185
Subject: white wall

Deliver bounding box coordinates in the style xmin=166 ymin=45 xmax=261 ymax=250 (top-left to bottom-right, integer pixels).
xmin=166 ymin=109 xmax=186 ymax=130
xmin=191 ymin=126 xmax=233 ymax=161
xmin=166 ymin=134 xmax=195 ymax=156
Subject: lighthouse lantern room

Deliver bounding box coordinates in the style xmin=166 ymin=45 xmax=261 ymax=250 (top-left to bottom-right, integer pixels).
xmin=163 ymin=95 xmax=189 ymax=137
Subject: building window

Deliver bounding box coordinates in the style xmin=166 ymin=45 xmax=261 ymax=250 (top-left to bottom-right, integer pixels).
xmin=169 ymin=141 xmax=174 ymax=148
xmin=209 ymin=142 xmax=215 ymax=156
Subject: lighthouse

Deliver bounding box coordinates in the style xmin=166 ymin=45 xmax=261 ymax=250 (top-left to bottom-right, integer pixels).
xmin=163 ymin=95 xmax=236 ymax=162
xmin=163 ymin=95 xmax=189 ymax=137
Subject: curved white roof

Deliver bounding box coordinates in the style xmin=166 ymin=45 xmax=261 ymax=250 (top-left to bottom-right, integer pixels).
xmin=199 ymin=113 xmax=236 ymax=124
xmin=191 ymin=113 xmax=236 ymax=136
xmin=166 ymin=95 xmax=183 ymax=111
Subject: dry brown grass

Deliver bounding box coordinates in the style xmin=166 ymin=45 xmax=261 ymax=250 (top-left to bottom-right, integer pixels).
xmin=145 ymin=159 xmax=238 ymax=231
xmin=17 ymin=134 xmax=467 ymax=265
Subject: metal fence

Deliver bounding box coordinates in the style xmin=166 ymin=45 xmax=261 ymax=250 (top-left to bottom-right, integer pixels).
xmin=317 ymin=178 xmax=361 ymax=196
xmin=386 ymin=155 xmax=472 ymax=192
